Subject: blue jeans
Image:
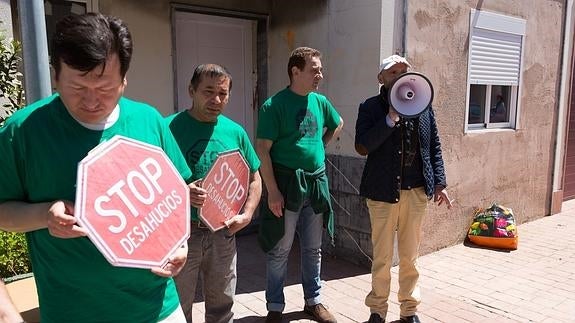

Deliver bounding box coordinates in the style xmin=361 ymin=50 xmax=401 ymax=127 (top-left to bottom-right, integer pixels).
xmin=265 ymin=199 xmax=323 ymax=312
xmin=174 ymin=225 xmax=236 ymax=323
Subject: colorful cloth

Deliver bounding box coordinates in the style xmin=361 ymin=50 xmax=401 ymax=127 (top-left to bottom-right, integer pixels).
xmin=468 ymin=203 xmax=518 ymax=250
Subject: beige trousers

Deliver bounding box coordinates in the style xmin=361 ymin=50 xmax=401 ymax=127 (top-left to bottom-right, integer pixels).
xmin=365 ymin=187 xmax=428 ymax=319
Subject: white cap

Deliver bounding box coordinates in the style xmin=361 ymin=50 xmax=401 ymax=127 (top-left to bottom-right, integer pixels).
xmin=379 ymin=54 xmax=411 ymax=73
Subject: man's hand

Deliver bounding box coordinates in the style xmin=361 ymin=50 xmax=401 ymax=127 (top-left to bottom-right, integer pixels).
xmin=189 ymin=179 xmax=207 ymax=208
xmin=388 ymin=106 xmax=400 ymax=125
xmin=433 ymin=186 xmax=453 ymax=209
xmin=47 ymin=200 xmax=88 ymax=238
xmin=224 ymin=213 xmax=252 ymax=235
xmin=151 ymin=243 xmax=187 ymax=277
xmin=267 ymin=189 xmax=284 ymax=218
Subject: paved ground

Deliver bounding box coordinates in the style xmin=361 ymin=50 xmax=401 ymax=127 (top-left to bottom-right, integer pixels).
xmin=7 ymin=201 xmax=575 ymax=322
xmin=191 ymin=200 xmax=575 ymax=322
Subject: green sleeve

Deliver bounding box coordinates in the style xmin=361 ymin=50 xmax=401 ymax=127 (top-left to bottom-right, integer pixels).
xmin=0 ymin=121 xmax=25 ymax=202
xmin=161 ymin=121 xmax=193 ymax=183
xmin=256 ymin=101 xmax=279 ymax=140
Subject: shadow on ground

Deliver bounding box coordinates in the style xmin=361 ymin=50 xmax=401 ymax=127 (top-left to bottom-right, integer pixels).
xmin=462 ymin=236 xmax=513 ymax=253
xmin=233 ymin=313 xmax=405 ymax=323
xmin=234 ymin=310 xmax=315 ymax=322
xmin=194 ymin=231 xmax=370 ymax=302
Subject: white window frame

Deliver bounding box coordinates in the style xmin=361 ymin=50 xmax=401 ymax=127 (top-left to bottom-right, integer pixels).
xmin=44 ymin=0 xmax=98 ymax=14
xmin=465 ymin=9 xmax=526 ymax=132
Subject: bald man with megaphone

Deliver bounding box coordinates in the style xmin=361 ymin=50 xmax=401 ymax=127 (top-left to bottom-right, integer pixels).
xmin=354 ymin=55 xmax=452 ymax=323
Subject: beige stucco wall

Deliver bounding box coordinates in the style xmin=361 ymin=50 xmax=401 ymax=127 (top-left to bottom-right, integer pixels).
xmin=406 ymin=0 xmax=565 ymax=253
xmin=98 ymin=0 xmax=269 ymax=116
xmin=266 ymin=1 xmax=328 ymax=95
xmin=0 ymin=0 xmax=13 ymax=38
xmin=325 ymin=0 xmax=387 ymax=156
xmin=99 ymin=1 xmax=173 ymax=115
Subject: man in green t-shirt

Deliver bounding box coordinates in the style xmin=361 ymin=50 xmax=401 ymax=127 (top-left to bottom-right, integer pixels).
xmin=256 ymin=47 xmax=344 ymax=323
xmin=167 ymin=64 xmax=262 ymax=323
xmin=0 ymin=13 xmax=195 ymax=323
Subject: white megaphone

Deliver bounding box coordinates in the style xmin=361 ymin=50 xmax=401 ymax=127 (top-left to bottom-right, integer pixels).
xmin=388 ymin=72 xmax=434 ymax=118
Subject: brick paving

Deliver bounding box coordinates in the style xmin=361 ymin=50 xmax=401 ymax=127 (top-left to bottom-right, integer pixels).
xmin=191 ymin=200 xmax=575 ymax=322
xmin=7 ymin=202 xmax=575 ymax=322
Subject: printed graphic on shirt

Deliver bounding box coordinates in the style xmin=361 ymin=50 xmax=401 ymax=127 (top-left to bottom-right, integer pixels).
xmin=296 ymin=108 xmax=318 ymax=139
xmin=186 ymin=138 xmax=227 ymax=176
xmin=402 ymin=120 xmax=419 ymax=167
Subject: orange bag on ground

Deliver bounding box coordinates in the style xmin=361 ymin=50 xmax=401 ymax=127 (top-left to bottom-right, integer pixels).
xmin=467 ymin=203 xmax=518 ymax=250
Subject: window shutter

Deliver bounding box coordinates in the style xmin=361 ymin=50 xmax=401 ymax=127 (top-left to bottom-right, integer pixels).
xmin=469 ymin=29 xmax=522 ymax=85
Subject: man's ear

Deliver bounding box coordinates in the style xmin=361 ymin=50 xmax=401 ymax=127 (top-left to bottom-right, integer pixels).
xmin=377 ymin=71 xmax=385 ymax=84
xmin=291 ymin=66 xmax=300 ymax=78
xmin=50 ymin=66 xmax=57 ymax=86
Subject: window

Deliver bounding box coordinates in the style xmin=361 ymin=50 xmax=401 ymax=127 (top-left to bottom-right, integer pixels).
xmin=44 ymin=0 xmax=97 ymax=90
xmin=466 ymin=10 xmax=526 ymax=131
xmin=45 ymin=0 xmax=98 ymax=54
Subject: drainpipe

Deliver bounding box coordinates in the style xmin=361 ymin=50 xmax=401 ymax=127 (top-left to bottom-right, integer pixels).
xmin=18 ymin=0 xmax=51 ymax=102
xmin=391 ymin=0 xmax=407 ymax=55
xmin=551 ymin=0 xmax=575 ymax=213
xmin=401 ymin=0 xmax=407 ymax=56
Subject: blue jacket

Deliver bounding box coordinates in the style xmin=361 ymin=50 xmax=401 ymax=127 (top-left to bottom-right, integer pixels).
xmin=355 ymin=87 xmax=447 ymax=202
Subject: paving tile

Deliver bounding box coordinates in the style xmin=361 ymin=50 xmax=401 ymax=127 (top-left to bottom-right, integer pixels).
xmin=553 ymin=298 xmax=575 ymax=316
xmin=9 ymin=202 xmax=575 ymax=323
xmin=451 ymin=308 xmax=492 ymax=322
xmin=423 ymin=307 xmax=473 ymax=322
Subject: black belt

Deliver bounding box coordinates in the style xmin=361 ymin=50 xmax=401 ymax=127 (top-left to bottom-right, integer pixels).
xmin=191 ymin=220 xmax=210 ymax=230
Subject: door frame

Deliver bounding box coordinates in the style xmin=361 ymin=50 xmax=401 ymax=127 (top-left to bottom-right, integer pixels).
xmin=169 ymin=4 xmax=268 ymax=129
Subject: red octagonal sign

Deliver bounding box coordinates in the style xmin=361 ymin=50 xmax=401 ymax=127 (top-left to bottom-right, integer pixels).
xmin=200 ymin=149 xmax=250 ymax=232
xmin=75 ymin=135 xmax=190 ymax=269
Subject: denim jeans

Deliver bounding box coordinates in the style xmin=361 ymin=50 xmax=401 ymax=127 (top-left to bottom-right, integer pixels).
xmin=174 ymin=225 xmax=236 ymax=323
xmin=265 ymin=198 xmax=323 ymax=312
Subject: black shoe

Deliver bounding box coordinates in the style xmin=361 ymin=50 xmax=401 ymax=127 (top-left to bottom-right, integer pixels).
xmin=367 ymin=313 xmax=384 ymax=323
xmin=265 ymin=311 xmax=282 ymax=323
xmin=400 ymin=314 xmax=421 ymax=323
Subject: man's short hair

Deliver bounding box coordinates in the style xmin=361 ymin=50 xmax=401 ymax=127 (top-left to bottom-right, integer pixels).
xmin=287 ymin=47 xmax=322 ymax=81
xmin=189 ymin=64 xmax=233 ymax=91
xmin=51 ymin=13 xmax=133 ymax=79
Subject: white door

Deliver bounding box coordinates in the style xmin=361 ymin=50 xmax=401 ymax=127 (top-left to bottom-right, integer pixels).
xmin=174 ymin=11 xmax=255 ymax=140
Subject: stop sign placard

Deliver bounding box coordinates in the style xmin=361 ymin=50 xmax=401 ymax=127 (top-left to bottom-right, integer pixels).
xmin=75 ymin=135 xmax=190 ymax=269
xmin=199 ymin=149 xmax=250 ymax=232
